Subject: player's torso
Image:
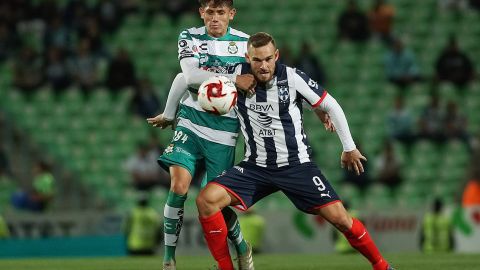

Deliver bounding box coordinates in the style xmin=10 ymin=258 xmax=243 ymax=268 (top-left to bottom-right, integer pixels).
xmin=192 ymin=28 xmax=248 ymax=73
xmin=236 ymin=65 xmax=313 ymax=167
xmin=239 ymin=79 xmax=299 ymax=137
xmin=178 ymin=27 xmax=249 ymax=146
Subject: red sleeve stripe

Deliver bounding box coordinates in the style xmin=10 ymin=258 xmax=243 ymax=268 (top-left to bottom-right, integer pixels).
xmin=312 ymin=91 xmax=328 ymax=108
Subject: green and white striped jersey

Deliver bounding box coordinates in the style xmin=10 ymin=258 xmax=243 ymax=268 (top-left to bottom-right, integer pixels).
xmin=177 ymin=26 xmax=249 ymax=146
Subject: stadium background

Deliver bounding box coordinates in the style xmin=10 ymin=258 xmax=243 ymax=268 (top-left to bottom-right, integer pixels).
xmin=0 ymin=0 xmax=479 ymax=266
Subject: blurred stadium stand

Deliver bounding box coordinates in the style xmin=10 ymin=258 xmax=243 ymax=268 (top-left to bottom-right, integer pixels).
xmin=0 ymin=0 xmax=479 ymax=214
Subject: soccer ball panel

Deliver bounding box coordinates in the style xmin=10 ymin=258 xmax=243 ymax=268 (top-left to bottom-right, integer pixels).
xmin=198 ymin=76 xmax=237 ymax=115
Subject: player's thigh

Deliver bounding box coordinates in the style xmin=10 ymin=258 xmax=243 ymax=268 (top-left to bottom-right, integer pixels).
xmin=198 ymin=181 xmax=238 ymax=208
xmin=158 ymin=127 xmax=202 ymax=179
xmin=212 ymin=161 xmax=277 ymax=211
xmin=201 ymin=138 xmax=235 ymax=187
xmin=276 ymin=162 xmax=341 ymax=214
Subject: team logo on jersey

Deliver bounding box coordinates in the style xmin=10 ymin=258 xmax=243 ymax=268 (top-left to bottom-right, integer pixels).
xmin=308 ymin=78 xmax=319 ymax=89
xmin=228 ymin=42 xmax=238 ymax=54
xmin=164 ymin=144 xmax=174 ymax=154
xmin=278 ymin=86 xmax=290 ymax=103
xmin=178 ymin=40 xmax=187 ymax=47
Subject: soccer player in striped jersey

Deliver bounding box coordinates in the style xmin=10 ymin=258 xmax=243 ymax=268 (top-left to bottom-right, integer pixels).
xmin=195 ymin=32 xmax=395 ymax=270
xmin=147 ymin=1 xmax=256 ymax=269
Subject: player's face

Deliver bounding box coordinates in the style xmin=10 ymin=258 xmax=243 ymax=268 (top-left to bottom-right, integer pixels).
xmin=199 ymin=5 xmax=236 ymax=38
xmin=246 ymin=42 xmax=279 ymax=83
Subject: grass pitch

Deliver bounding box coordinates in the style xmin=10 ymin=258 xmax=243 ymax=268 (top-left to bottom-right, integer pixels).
xmin=1 ymin=253 xmax=479 ymax=270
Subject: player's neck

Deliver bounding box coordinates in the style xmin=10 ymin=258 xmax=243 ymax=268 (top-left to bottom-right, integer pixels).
xmin=256 ymin=77 xmax=275 ymax=89
xmin=206 ymin=27 xmax=230 ymax=38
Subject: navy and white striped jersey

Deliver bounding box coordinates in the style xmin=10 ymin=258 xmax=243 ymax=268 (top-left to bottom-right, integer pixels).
xmin=235 ymin=63 xmax=327 ymax=168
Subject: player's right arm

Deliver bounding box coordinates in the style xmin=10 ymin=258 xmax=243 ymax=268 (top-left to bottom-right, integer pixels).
xmin=178 ymin=29 xmax=255 ymax=92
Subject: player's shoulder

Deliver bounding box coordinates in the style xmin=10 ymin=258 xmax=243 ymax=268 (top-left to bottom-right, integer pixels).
xmin=229 ymin=28 xmax=249 ymax=40
xmin=237 ymin=62 xmax=251 ymax=74
xmin=290 ymin=67 xmax=311 ymax=82
xmin=179 ymin=26 xmax=206 ymax=39
xmin=290 ymin=67 xmax=323 ymax=91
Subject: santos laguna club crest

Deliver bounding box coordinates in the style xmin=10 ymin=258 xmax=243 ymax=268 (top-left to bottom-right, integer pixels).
xmin=227 ymin=41 xmax=238 ymax=54
xmin=278 ymin=85 xmax=290 ymax=103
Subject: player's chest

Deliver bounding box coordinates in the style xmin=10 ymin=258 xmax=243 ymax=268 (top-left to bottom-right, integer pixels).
xmin=193 ymin=39 xmax=246 ymax=57
xmin=240 ymin=85 xmax=297 ymax=117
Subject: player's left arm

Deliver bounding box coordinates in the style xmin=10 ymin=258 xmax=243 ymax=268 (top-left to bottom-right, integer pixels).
xmin=294 ymin=70 xmax=366 ymax=175
xmin=316 ymin=110 xmax=335 ymax=132
xmin=293 ymin=69 xmax=334 ymax=132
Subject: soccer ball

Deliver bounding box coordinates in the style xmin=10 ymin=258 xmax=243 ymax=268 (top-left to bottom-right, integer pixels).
xmin=198 ymin=76 xmax=238 ymax=115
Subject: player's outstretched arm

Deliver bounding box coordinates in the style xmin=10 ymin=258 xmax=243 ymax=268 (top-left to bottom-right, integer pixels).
xmin=315 ymin=94 xmax=356 ymax=152
xmin=146 ymin=73 xmax=188 ymax=129
xmin=146 ymin=113 xmax=174 ymax=129
xmin=315 ymin=93 xmax=367 ymax=175
xmin=163 ymin=73 xmax=188 ymax=120
xmin=293 ymin=69 xmax=364 ymax=174
xmin=341 ymin=149 xmax=367 ymax=175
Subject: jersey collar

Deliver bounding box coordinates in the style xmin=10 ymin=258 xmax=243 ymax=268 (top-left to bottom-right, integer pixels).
xmin=204 ymin=26 xmax=231 ymax=40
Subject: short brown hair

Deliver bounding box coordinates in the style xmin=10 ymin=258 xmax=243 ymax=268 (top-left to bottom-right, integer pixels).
xmin=199 ymin=0 xmax=233 ymax=8
xmin=247 ymin=32 xmax=276 ymax=49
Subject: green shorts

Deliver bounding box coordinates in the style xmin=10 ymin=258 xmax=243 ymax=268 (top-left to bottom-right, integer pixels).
xmin=158 ymin=126 xmax=235 ymax=187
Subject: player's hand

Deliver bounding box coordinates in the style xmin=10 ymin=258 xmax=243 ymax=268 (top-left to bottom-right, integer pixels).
xmin=316 ymin=111 xmax=336 ymax=132
xmin=341 ymin=149 xmax=367 ymax=176
xmin=235 ymin=74 xmax=256 ymax=95
xmin=146 ymin=113 xmax=174 ymax=129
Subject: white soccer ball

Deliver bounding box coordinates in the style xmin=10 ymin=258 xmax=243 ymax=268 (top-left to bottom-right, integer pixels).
xmin=198 ymin=76 xmax=238 ymax=115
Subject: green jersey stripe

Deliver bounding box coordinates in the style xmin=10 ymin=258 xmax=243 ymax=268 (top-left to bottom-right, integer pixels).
xmin=200 ymin=54 xmax=246 ymax=66
xmin=190 ymin=34 xmax=249 ymax=42
xmin=178 ymin=104 xmax=239 ymax=133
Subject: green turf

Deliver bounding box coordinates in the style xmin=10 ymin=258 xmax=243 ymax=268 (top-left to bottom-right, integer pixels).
xmin=1 ymin=253 xmax=479 ymax=270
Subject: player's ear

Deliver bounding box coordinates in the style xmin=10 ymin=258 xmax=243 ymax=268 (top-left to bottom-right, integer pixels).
xmin=199 ymin=7 xmax=205 ymax=19
xmin=274 ymin=49 xmax=279 ymax=61
xmin=229 ymin=8 xmax=236 ymax=20
xmin=245 ymin=52 xmax=251 ymax=63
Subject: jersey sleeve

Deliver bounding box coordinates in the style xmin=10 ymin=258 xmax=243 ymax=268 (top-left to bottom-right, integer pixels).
xmin=178 ymin=29 xmax=199 ymax=61
xmin=293 ymin=69 xmax=327 ymax=108
xmin=234 ymin=63 xmax=250 ymax=75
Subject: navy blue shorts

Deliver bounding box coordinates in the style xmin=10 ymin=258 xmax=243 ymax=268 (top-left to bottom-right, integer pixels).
xmin=210 ymin=161 xmax=341 ymax=214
